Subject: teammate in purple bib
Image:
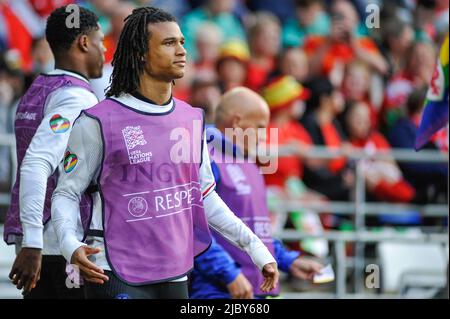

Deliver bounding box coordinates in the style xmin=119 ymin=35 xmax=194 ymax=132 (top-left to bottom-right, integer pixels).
xmin=6 ymin=6 xmax=105 ymax=298
xmin=191 ymin=88 xmax=324 ymax=299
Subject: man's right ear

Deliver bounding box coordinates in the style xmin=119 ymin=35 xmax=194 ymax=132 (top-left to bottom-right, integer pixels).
xmin=231 ymin=114 xmax=242 ymax=129
xmin=77 ymin=34 xmax=89 ymax=53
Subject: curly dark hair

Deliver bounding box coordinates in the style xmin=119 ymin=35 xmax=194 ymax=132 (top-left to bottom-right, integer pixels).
xmin=106 ymin=7 xmax=177 ymax=97
xmin=45 ymin=5 xmax=99 ymax=56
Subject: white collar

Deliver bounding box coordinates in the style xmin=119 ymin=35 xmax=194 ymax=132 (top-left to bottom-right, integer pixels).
xmin=110 ymin=94 xmax=174 ymax=114
xmin=47 ymin=69 xmax=89 ymax=83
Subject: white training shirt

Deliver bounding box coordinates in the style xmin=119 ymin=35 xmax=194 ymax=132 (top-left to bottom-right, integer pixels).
xmin=51 ymin=93 xmax=276 ymax=282
xmin=19 ymin=69 xmax=98 ymax=254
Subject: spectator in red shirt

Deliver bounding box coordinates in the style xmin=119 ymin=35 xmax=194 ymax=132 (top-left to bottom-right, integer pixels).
xmin=262 ymin=75 xmax=328 ymax=255
xmin=341 ymin=60 xmax=380 ymax=128
xmin=383 ymin=41 xmax=437 ymax=130
xmin=345 ymin=101 xmax=415 ymax=203
xmin=262 ymin=75 xmax=313 ymax=188
xmin=246 ymin=12 xmax=281 ymax=92
xmin=305 ymin=0 xmax=388 ymax=79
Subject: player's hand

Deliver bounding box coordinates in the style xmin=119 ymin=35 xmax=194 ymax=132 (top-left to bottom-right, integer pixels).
xmin=227 ymin=273 xmax=254 ymax=299
xmin=290 ymin=257 xmax=324 ymax=281
xmin=71 ymin=246 xmax=109 ymax=284
xmin=9 ymin=247 xmax=42 ymax=295
xmin=260 ymin=262 xmax=279 ymax=292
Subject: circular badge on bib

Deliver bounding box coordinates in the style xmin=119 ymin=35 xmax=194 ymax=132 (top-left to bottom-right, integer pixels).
xmin=128 ymin=196 xmax=148 ymax=218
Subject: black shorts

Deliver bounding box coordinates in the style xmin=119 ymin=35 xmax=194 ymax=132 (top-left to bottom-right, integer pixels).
xmin=84 ymin=270 xmax=188 ymax=299
xmin=24 ymin=255 xmax=84 ymax=299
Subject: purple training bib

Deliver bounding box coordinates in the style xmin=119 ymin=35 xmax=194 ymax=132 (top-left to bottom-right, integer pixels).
xmin=84 ymin=97 xmax=211 ymax=284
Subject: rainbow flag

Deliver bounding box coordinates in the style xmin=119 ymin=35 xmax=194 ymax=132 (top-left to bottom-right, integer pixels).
xmin=415 ymin=35 xmax=449 ymax=150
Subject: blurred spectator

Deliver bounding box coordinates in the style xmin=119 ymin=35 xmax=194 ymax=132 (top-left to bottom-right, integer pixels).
xmin=305 ymin=0 xmax=388 ymax=78
xmin=28 ymin=0 xmax=74 ymax=18
xmin=345 ymin=101 xmax=415 ymax=203
xmin=340 ymin=60 xmax=380 ymax=128
xmin=0 ymin=53 xmax=24 ymax=190
xmin=383 ymin=41 xmax=437 ymax=130
xmin=278 ymin=47 xmax=310 ymax=84
xmin=282 ymin=0 xmax=330 ymax=48
xmin=262 ymin=75 xmax=328 ymax=257
xmin=380 ymin=19 xmax=415 ymax=77
xmin=262 ymin=75 xmax=313 ymax=189
xmin=181 ymin=0 xmax=246 ymax=61
xmin=389 ymin=87 xmax=448 ymax=204
xmin=104 ymin=2 xmax=135 ymax=65
xmin=134 ymin=0 xmax=191 ymax=21
xmin=246 ymin=12 xmax=281 ymax=91
xmin=246 ymin=0 xmax=296 ymax=22
xmin=90 ymin=1 xmax=134 ymax=100
xmin=189 ymin=74 xmax=221 ymax=125
xmin=29 ymin=37 xmax=54 ymax=82
xmin=193 ymin=22 xmax=223 ymax=78
xmin=0 ymin=1 xmax=41 ymax=72
xmin=189 ymin=0 xmax=249 ymax=21
xmin=301 ymin=77 xmax=355 ymax=201
xmin=0 ymin=51 xmax=25 ymax=105
xmin=414 ymin=0 xmax=449 ymax=42
xmin=83 ymin=0 xmax=119 ymax=35
xmin=216 ymin=40 xmax=250 ymax=92
xmin=433 ymin=0 xmax=449 ymax=37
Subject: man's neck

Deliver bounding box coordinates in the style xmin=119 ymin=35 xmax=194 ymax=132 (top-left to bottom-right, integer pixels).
xmin=138 ymin=76 xmax=173 ymax=105
xmin=55 ymin=56 xmax=89 ymax=80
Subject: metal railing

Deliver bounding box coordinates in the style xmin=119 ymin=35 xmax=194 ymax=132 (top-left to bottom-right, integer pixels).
xmin=270 ymin=145 xmax=448 ymax=298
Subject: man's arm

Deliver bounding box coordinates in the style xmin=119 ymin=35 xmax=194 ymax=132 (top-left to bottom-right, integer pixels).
xmin=51 ymin=114 xmax=108 ymax=284
xmin=273 ymin=238 xmax=300 ymax=273
xmin=9 ymin=87 xmax=97 ymax=295
xmin=20 ymin=88 xmax=98 ymax=249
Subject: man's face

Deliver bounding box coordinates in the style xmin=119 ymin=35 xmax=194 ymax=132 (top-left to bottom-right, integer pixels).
xmin=236 ymin=107 xmax=270 ymax=155
xmin=144 ymin=22 xmax=187 ymax=82
xmin=86 ymin=26 xmax=105 ymax=79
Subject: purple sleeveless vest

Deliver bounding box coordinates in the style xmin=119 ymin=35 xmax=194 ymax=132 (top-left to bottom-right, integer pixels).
xmin=84 ymin=97 xmax=211 ymax=284
xmin=4 ymin=74 xmax=94 ymax=245
xmin=209 ymin=134 xmax=280 ymax=296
